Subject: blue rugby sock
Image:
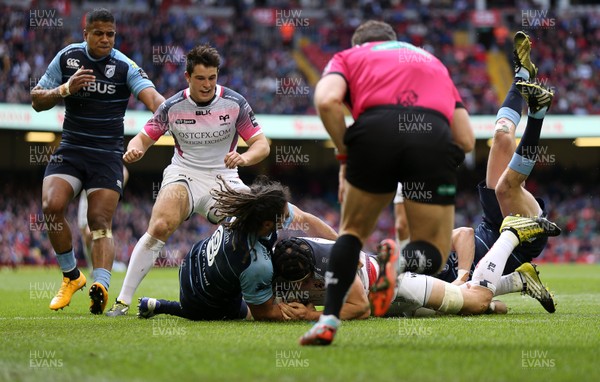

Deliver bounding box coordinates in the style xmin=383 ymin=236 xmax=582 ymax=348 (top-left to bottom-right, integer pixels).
xmin=57 ymin=249 xmax=80 ymax=279
xmin=92 ymin=268 xmax=111 ymax=290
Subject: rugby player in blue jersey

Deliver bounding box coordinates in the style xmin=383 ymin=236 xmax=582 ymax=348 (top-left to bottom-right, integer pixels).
xmin=136 ymin=176 xmax=330 ymax=321
xmin=31 ymin=8 xmax=165 ymax=314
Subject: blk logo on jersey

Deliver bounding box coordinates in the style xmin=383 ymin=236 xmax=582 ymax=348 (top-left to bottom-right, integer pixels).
xmin=105 ymin=65 xmax=116 ymax=78
xmin=196 ymin=110 xmax=211 ymax=116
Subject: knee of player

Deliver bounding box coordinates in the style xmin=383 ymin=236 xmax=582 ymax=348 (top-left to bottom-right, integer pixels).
xmin=42 ymin=198 xmax=66 ymax=216
xmin=494 ymin=178 xmax=516 ymax=201
xmin=149 ymin=216 xmax=179 ymax=238
xmin=492 ymin=122 xmax=515 ymax=143
xmin=460 ymin=287 xmax=493 ymax=315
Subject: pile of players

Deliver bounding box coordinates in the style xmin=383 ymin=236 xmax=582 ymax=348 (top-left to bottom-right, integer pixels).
xmin=35 ymin=9 xmax=560 ymax=346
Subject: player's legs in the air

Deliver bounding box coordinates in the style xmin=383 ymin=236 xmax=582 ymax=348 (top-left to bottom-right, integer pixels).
xmin=487 ymin=31 xmax=537 ymax=189
xmin=496 ymin=81 xmax=554 ymax=218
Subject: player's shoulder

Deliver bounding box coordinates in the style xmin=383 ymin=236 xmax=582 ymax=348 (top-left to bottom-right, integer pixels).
xmin=110 ymin=48 xmax=144 ymax=69
xmin=219 ymin=85 xmax=249 ymax=106
xmin=162 ymin=89 xmax=187 ymax=109
xmin=56 ymin=42 xmax=86 ymax=60
xmin=301 ymin=237 xmax=335 ymax=246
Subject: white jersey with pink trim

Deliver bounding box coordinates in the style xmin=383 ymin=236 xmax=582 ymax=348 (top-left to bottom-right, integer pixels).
xmin=142 ymin=85 xmax=262 ymax=172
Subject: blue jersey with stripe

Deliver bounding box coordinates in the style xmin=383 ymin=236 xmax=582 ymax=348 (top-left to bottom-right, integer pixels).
xmin=185 ymin=225 xmax=277 ymax=308
xmin=37 ymin=42 xmax=154 ymax=154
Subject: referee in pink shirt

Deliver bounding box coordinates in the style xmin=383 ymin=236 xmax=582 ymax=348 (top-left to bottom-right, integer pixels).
xmin=301 ymin=20 xmax=474 ymax=345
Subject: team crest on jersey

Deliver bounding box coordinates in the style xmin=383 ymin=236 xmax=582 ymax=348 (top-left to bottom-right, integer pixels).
xmin=105 ymin=65 xmax=116 ymax=78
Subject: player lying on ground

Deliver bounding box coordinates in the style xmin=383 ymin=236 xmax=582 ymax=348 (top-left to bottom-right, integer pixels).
xmin=272 ymin=228 xmax=557 ymax=321
xmin=134 ymin=176 xmax=337 ymax=321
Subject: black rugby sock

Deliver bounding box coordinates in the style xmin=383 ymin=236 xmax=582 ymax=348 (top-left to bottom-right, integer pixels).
xmin=516 ymin=117 xmax=543 ymax=160
xmin=501 ymin=82 xmax=524 ymax=116
xmin=63 ymin=268 xmax=81 ymax=280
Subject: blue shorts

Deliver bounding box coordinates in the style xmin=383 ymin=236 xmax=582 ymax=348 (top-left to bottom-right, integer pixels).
xmin=178 ymin=250 xmax=248 ymax=321
xmin=436 ymin=181 xmax=548 ymax=282
xmin=44 ymin=145 xmax=124 ymax=196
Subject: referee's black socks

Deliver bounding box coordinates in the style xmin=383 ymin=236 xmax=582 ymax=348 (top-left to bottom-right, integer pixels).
xmin=323 ymin=235 xmax=362 ymax=318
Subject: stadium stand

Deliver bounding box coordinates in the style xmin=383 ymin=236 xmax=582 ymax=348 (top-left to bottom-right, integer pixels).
xmin=1 ymin=2 xmax=599 ymax=114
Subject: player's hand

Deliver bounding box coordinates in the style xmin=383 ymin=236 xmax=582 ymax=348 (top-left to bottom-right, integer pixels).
xmin=67 ymin=66 xmax=96 ymax=94
xmin=123 ymin=148 xmax=144 ymax=163
xmin=224 ymin=151 xmax=247 ymax=169
xmin=338 ymin=164 xmax=347 ymax=203
xmin=279 ymin=302 xmax=316 ymax=320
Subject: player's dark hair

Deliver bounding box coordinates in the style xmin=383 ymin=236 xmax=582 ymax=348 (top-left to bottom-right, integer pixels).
xmin=211 ymin=175 xmax=290 ymax=260
xmin=351 ymin=20 xmax=397 ymax=46
xmin=86 ymin=8 xmax=115 ymax=27
xmin=272 ymin=238 xmax=315 ymax=281
xmin=186 ymin=44 xmax=221 ymax=74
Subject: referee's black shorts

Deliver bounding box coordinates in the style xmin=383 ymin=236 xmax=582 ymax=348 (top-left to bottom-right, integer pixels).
xmin=344 ymin=106 xmax=465 ymax=205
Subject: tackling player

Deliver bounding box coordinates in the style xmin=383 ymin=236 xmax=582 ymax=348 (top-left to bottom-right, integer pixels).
xmin=135 ymin=177 xmax=335 ymax=321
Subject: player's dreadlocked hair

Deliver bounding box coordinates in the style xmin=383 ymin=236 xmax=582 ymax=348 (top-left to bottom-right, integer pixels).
xmin=272 ymin=238 xmax=315 ymax=282
xmin=210 ymin=175 xmax=290 ymax=237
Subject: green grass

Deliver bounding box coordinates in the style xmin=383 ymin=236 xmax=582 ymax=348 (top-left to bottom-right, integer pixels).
xmin=1 ymin=265 xmax=599 ymax=382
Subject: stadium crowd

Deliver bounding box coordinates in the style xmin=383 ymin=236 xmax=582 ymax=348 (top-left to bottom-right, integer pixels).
xmin=1 ymin=2 xmax=598 ymax=267
xmin=1 ymin=175 xmax=599 ymax=268
xmin=1 ymin=2 xmax=599 ymax=114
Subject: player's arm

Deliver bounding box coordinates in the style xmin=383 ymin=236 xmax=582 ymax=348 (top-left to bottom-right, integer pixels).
xmin=31 ymin=65 xmax=95 ymax=112
xmin=450 ymin=106 xmax=475 ymax=153
xmin=450 ymin=227 xmax=475 ymax=285
xmin=224 ymin=133 xmax=270 ymax=169
xmin=124 ymin=102 xmax=169 ymax=163
xmin=290 ymin=204 xmax=338 ymax=240
xmin=247 ymin=296 xmax=284 ymax=321
xmin=339 ymin=275 xmax=371 ymax=319
xmin=123 ymin=132 xmax=157 ymax=163
xmin=138 ymin=87 xmax=165 ymax=113
xmin=280 ymin=276 xmax=369 ymax=320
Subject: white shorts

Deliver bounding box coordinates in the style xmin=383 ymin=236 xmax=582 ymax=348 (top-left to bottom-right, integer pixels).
xmin=160 ymin=164 xmax=249 ymax=223
xmin=393 ymin=182 xmax=404 ymax=204
xmin=386 ymin=272 xmax=433 ymax=317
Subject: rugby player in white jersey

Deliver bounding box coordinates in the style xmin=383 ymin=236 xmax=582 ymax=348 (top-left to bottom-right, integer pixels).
xmin=107 ymin=44 xmax=336 ymax=316
xmin=272 ymin=231 xmax=558 ymax=320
